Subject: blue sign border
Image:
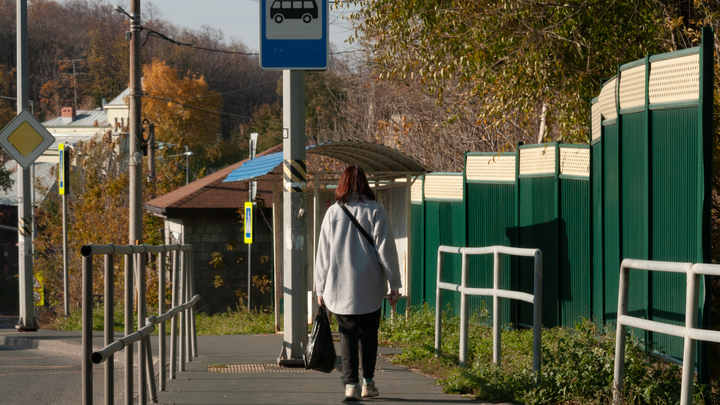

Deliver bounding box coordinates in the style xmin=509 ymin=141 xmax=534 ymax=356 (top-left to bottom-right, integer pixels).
xmin=259 ymin=0 xmax=328 ymax=70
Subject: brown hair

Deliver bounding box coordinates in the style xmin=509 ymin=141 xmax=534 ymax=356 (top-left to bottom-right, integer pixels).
xmin=335 ymin=165 xmax=375 ymax=204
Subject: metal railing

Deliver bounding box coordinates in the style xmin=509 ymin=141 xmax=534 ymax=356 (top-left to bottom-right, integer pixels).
xmin=435 ymin=245 xmax=543 ymax=372
xmin=80 ymin=244 xmax=199 ymax=405
xmin=613 ymin=259 xmax=720 ymax=405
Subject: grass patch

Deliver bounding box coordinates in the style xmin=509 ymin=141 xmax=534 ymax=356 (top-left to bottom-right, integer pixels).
xmin=379 ymin=303 xmax=720 ymax=404
xmin=46 ymin=305 xmax=278 ymax=336
xmin=195 ymin=309 xmax=276 ymax=335
xmin=46 ymin=305 xmax=134 ymax=332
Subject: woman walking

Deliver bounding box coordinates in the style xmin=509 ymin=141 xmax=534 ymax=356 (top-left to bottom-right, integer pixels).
xmin=315 ymin=165 xmax=402 ymax=401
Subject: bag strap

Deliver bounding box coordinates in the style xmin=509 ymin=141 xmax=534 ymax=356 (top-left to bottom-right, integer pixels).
xmin=338 ymin=202 xmax=374 ymax=247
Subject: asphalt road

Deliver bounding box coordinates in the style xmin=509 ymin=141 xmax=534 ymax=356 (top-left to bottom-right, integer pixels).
xmin=0 ymin=344 xmax=126 ymax=405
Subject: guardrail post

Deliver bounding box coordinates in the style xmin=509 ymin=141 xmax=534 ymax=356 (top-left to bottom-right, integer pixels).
xmin=459 ymin=250 xmax=469 ymax=367
xmin=104 ymin=253 xmax=114 ymax=405
xmin=178 ymin=249 xmax=186 ymax=372
xmin=184 ymin=250 xmax=192 ymax=362
xmin=680 ymin=267 xmax=699 ymax=405
xmin=82 ymin=254 xmax=93 ymax=405
xmin=158 ymin=251 xmax=166 ymax=391
xmin=170 ymin=249 xmax=178 ymax=379
xmin=124 ymin=254 xmax=133 ymax=405
xmin=138 ymin=252 xmax=147 ymax=405
xmin=434 ymin=248 xmax=444 ymax=356
xmin=145 ymin=335 xmax=158 ymax=402
xmin=190 ymin=249 xmax=198 ymax=358
xmin=532 ymin=250 xmax=542 ymax=374
xmin=612 ymin=262 xmax=629 ymax=404
xmin=493 ymin=248 xmax=502 ymax=366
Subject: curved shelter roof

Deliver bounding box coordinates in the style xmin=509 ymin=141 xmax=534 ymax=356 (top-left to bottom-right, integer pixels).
xmin=224 ymin=141 xmax=428 ymax=183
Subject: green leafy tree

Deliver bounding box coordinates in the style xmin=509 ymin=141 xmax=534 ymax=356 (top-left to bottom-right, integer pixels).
xmin=347 ymin=0 xmax=681 ymax=143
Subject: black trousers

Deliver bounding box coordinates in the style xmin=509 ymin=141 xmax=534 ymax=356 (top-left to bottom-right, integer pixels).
xmin=334 ymin=308 xmax=382 ymax=385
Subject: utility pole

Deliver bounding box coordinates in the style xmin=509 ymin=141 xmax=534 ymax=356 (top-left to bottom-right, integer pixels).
xmin=57 ymin=59 xmax=84 ymax=111
xmin=128 ymin=2 xmax=145 ymax=404
xmin=127 ymin=0 xmax=142 ymax=247
xmin=116 ymin=1 xmax=145 ymax=402
xmin=15 ymin=0 xmax=37 ymax=332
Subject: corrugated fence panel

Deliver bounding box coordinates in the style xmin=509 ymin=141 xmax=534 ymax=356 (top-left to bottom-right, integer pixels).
xmin=424 ymin=200 xmax=441 ymax=310
xmin=620 ymin=112 xmax=650 ymax=342
xmin=591 ymin=141 xmax=604 ymax=325
xmin=518 ymin=176 xmax=558 ymax=327
xmin=424 ymin=200 xmax=465 ymax=316
xmin=410 ymin=202 xmax=425 ymax=308
xmin=466 ymin=182 xmax=516 ymax=324
xmin=559 ymin=176 xmax=591 ymax=327
xmin=603 ymin=124 xmax=621 ymax=323
xmin=650 ymin=106 xmax=699 ymax=360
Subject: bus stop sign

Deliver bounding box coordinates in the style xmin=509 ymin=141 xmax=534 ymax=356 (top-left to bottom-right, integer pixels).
xmin=259 ymin=0 xmax=328 ymax=70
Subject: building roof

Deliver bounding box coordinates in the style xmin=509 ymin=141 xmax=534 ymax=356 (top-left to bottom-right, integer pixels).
xmin=105 ymin=88 xmax=131 ymax=107
xmin=42 ymin=109 xmax=109 ymax=128
xmin=143 ymin=143 xmax=283 ymax=218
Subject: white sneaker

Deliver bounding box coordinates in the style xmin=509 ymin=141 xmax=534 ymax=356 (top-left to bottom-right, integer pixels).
xmin=344 ymin=384 xmax=360 ymax=401
xmin=362 ymin=383 xmax=379 ymax=398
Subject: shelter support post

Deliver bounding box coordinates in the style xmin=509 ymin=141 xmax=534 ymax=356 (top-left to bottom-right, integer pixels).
xmin=273 ymin=181 xmax=283 ymax=333
xmin=405 ymin=174 xmax=412 ymax=315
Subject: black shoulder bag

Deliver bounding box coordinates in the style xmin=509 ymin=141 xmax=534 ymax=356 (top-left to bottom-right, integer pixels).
xmin=338 ymin=202 xmax=374 ymax=247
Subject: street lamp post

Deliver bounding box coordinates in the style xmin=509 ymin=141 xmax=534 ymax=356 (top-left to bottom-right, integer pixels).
xmin=166 ymin=150 xmax=193 ymax=185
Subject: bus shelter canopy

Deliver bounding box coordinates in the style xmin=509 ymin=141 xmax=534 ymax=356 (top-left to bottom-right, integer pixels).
xmin=223 ymin=140 xmax=428 ymax=183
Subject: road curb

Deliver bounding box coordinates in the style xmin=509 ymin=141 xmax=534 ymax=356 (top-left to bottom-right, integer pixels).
xmin=0 ymin=335 xmax=133 ymax=365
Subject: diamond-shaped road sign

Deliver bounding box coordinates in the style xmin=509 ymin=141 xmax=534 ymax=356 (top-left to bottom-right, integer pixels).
xmin=0 ymin=110 xmax=55 ymax=168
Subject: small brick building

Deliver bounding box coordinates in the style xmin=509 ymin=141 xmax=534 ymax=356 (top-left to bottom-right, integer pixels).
xmin=144 ymin=144 xmax=282 ymax=314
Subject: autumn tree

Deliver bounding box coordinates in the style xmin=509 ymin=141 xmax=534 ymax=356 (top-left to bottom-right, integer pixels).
xmin=142 ymin=59 xmax=240 ymax=170
xmin=33 ymin=135 xmax=167 ymax=310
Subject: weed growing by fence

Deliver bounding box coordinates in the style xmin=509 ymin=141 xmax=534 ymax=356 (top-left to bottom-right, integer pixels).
xmin=379 ymin=304 xmax=719 ymax=404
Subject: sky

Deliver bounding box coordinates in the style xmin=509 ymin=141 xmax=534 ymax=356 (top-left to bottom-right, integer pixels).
xmin=141 ymin=0 xmax=358 ymax=53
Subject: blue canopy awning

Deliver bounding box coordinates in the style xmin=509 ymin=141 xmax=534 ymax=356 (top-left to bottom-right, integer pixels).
xmin=223 ymin=141 xmax=428 ymax=183
xmin=223 ymin=151 xmax=284 ymax=183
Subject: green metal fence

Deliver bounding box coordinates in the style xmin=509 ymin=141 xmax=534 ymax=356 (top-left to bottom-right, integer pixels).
xmin=405 ymin=27 xmax=712 ymax=377
xmin=465 ymin=152 xmax=517 ymax=324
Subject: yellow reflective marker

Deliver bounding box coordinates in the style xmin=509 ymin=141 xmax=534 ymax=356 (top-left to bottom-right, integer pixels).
xmin=244 ymin=202 xmax=253 ymax=244
xmin=59 ymin=144 xmax=66 ymax=195
xmin=33 ymin=272 xmax=44 ymax=307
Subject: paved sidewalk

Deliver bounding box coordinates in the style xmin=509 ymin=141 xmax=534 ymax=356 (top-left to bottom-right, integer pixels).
xmin=0 ymin=328 xmax=476 ymax=404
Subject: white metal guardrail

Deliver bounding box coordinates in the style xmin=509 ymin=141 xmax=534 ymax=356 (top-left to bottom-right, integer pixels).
xmin=434 ymin=245 xmax=543 ymax=372
xmin=80 ymin=244 xmax=198 ymax=405
xmin=613 ymin=259 xmax=720 ymax=405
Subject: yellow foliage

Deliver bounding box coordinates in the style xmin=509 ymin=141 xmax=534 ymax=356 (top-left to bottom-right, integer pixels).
xmin=142 ymin=60 xmax=223 ymax=162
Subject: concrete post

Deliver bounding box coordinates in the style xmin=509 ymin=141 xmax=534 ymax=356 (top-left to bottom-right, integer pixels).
xmin=280 ymin=70 xmax=308 ymax=362
xmin=16 ymin=0 xmax=37 ymax=332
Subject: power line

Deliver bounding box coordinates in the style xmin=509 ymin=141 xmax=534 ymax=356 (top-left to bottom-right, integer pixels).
xmin=143 ymin=27 xmax=366 ymax=57
xmin=171 ymin=80 xmax=278 ymax=100
xmin=144 ymin=29 xmax=259 ymax=55
xmin=141 ymin=94 xmax=283 ymax=130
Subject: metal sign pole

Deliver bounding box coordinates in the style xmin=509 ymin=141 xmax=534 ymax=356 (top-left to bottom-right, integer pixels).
xmin=247 ymin=134 xmax=257 ymax=311
xmin=280 ymin=70 xmax=308 ymax=363
xmin=60 ymin=144 xmax=69 ymax=316
xmin=16 ymin=0 xmax=36 ymax=331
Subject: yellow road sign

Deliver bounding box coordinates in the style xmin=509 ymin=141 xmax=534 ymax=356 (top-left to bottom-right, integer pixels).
xmin=0 ymin=110 xmax=55 ymax=168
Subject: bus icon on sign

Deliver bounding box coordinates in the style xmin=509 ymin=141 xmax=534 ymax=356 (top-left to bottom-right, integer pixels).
xmin=271 ymin=0 xmax=318 ymax=24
